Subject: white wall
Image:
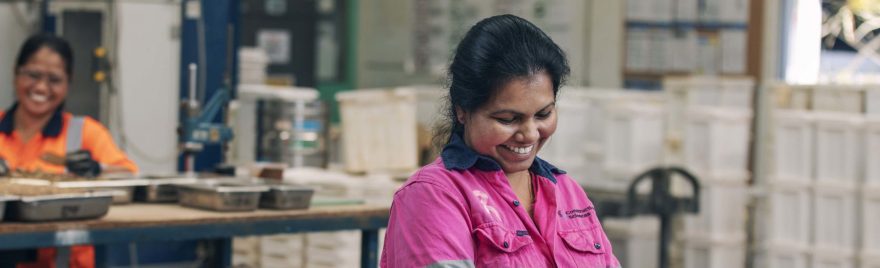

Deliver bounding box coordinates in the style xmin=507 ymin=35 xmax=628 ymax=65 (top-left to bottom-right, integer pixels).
xmin=0 ymin=3 xmax=35 ymax=109
xmin=115 ymin=1 xmax=180 ymax=174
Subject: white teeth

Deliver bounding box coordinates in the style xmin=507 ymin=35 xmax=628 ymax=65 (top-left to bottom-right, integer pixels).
xmin=29 ymin=93 xmax=48 ymax=103
xmin=504 ymin=145 xmax=534 ymax=154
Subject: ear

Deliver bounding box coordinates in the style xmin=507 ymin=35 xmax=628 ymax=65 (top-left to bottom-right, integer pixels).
xmin=455 ymin=106 xmax=467 ymax=124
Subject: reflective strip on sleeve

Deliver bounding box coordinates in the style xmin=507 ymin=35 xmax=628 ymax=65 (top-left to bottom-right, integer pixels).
xmin=424 ymin=260 xmax=476 ymax=268
xmin=66 ymin=116 xmax=85 ymax=153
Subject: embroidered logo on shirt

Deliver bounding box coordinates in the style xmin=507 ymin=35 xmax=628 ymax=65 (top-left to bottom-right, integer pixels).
xmin=560 ymin=206 xmax=594 ymax=219
xmin=472 ymin=190 xmax=502 ymax=222
xmin=516 ymin=230 xmax=528 ymax=236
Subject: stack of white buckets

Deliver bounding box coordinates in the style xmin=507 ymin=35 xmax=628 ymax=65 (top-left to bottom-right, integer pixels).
xmin=757 ymin=84 xmax=880 ymax=268
xmin=539 ymin=76 xmax=755 ymax=268
xmin=666 ymin=77 xmax=754 ymax=268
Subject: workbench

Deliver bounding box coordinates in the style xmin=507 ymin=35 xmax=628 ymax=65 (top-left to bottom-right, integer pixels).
xmin=0 ymin=204 xmax=390 ymax=268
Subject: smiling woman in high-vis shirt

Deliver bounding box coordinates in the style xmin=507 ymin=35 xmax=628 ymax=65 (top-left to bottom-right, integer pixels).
xmin=0 ymin=34 xmax=138 ymax=268
xmin=381 ymin=15 xmax=620 ymax=268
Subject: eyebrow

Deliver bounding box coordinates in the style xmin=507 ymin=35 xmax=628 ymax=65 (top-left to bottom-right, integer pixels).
xmin=489 ymin=102 xmax=556 ymax=116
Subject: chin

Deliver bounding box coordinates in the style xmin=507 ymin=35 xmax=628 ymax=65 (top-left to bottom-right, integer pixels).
xmin=501 ymin=160 xmax=534 ymax=174
xmin=23 ymin=105 xmax=53 ymax=116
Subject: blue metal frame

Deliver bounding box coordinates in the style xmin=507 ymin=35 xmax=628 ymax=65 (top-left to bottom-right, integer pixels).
xmin=178 ymin=0 xmax=240 ymax=172
xmin=41 ymin=0 xmax=56 ymax=33
xmin=0 ymin=209 xmax=389 ymax=267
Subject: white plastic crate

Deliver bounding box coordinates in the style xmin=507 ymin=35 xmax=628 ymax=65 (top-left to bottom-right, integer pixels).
xmin=865 ymin=119 xmax=880 ymax=187
xmin=683 ymin=107 xmax=752 ymax=178
xmin=260 ymin=234 xmax=305 ymax=258
xmin=305 ymin=231 xmax=361 ymax=268
xmin=683 ymin=178 xmax=749 ymax=240
xmin=719 ymin=77 xmax=755 ymax=108
xmin=579 ymin=150 xmax=605 ymax=188
xmin=284 ymin=168 xmax=366 ymax=199
xmin=772 ymin=111 xmax=814 ymax=183
xmin=261 ymin=254 xmax=304 ymax=268
xmin=863 ymin=189 xmax=880 ymax=252
xmin=232 ymin=237 xmax=260 ymax=268
xmin=542 ymin=89 xmax=594 ymax=162
xmin=753 ymin=245 xmax=809 ymax=268
xmin=603 ymin=165 xmax=650 ymax=193
xmin=778 ymin=84 xmax=813 ymax=111
xmin=811 ymin=249 xmax=856 ymax=268
xmin=812 ymin=183 xmax=858 ymax=251
xmin=307 ymin=230 xmax=361 ymax=250
xmin=604 ymin=103 xmax=665 ymax=172
xmin=336 ymin=87 xmax=444 ymax=173
xmin=860 ymin=252 xmax=880 ymax=268
xmin=814 ymin=112 xmax=865 ymax=187
xmin=868 ymin=88 xmax=880 ymax=115
xmin=811 ymin=85 xmax=864 ymax=114
xmin=305 ymin=248 xmax=360 ymax=268
xmin=683 ymin=235 xmax=746 ymax=268
xmin=603 ymin=216 xmax=659 ymax=268
xmin=549 ymin=156 xmax=586 ymax=184
xmin=576 ymin=88 xmax=664 ymax=146
xmin=663 ymin=76 xmax=754 ymax=108
xmin=759 ymin=181 xmax=812 ymax=246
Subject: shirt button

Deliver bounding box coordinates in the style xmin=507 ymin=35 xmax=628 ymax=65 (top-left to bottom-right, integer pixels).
xmin=594 ymin=243 xmax=602 ymax=250
xmin=513 ymin=200 xmax=520 ymax=207
xmin=503 ymin=241 xmax=509 ymax=248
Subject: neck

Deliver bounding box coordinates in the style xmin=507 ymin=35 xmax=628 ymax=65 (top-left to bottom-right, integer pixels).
xmin=14 ymin=108 xmax=53 ymax=136
xmin=505 ymin=170 xmax=530 ymax=184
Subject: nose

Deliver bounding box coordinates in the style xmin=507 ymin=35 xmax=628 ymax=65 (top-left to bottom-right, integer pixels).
xmin=31 ymin=78 xmax=50 ymax=93
xmin=515 ymin=119 xmax=540 ymax=144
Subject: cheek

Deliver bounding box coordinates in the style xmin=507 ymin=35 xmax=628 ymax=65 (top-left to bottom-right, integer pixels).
xmin=538 ymin=115 xmax=558 ymax=139
xmin=467 ymin=122 xmax=514 ymax=150
xmin=53 ymin=87 xmax=68 ymax=100
xmin=14 ymin=80 xmax=28 ymax=94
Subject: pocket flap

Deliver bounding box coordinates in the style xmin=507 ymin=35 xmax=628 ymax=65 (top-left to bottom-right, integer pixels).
xmin=558 ymin=228 xmax=606 ymax=254
xmin=474 ymin=224 xmax=533 ymax=253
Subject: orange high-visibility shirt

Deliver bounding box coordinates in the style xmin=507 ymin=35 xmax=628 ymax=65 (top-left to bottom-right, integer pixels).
xmin=0 ymin=107 xmax=138 ymax=174
xmin=0 ymin=104 xmax=139 ymax=268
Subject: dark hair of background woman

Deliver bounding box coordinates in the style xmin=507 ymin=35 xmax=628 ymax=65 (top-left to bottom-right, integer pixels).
xmin=15 ymin=33 xmax=74 ymax=78
xmin=433 ymin=14 xmax=571 ymax=149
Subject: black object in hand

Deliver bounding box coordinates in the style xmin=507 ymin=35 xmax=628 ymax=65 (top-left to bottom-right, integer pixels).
xmin=66 ymin=150 xmax=102 ymax=177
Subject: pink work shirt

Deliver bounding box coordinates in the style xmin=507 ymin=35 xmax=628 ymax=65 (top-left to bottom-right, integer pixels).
xmin=381 ymin=135 xmax=620 ymax=268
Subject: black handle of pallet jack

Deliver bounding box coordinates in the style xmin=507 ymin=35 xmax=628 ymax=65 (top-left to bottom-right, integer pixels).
xmin=624 ymin=167 xmax=701 ymax=268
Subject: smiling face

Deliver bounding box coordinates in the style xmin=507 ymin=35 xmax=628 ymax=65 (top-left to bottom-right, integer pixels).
xmin=457 ymin=71 xmax=557 ymax=177
xmin=14 ymin=46 xmax=69 ymax=118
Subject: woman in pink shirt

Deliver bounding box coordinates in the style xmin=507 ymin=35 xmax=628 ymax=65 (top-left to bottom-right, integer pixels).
xmin=381 ymin=15 xmax=620 ymax=268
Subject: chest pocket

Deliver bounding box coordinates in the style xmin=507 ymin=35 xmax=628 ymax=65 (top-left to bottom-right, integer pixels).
xmin=473 ymin=223 xmax=539 ymax=268
xmin=558 ymin=224 xmax=608 ymax=268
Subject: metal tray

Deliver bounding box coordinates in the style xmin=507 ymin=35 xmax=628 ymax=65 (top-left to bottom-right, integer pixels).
xmin=5 ymin=192 xmax=114 ymax=222
xmin=176 ymin=180 xmax=268 ymax=211
xmin=134 ymin=177 xmax=199 ymax=203
xmin=15 ymin=178 xmax=149 ymax=204
xmin=259 ymin=183 xmax=315 ymax=210
xmin=0 ymin=195 xmax=19 ymax=222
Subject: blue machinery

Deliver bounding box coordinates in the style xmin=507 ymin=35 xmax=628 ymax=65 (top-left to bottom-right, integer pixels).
xmin=177 ymin=0 xmax=240 ymax=172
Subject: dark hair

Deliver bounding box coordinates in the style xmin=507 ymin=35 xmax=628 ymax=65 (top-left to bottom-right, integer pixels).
xmin=15 ymin=33 xmax=74 ymax=78
xmin=433 ymin=14 xmax=570 ymax=148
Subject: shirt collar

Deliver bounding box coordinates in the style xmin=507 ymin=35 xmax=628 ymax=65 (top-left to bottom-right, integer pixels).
xmin=440 ymin=133 xmax=565 ymax=183
xmin=0 ymin=102 xmax=65 ymax=137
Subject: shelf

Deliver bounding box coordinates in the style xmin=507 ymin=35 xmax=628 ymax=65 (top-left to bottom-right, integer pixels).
xmin=624 ymin=71 xmax=692 ymax=78
xmin=626 ymin=21 xmax=748 ymax=30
